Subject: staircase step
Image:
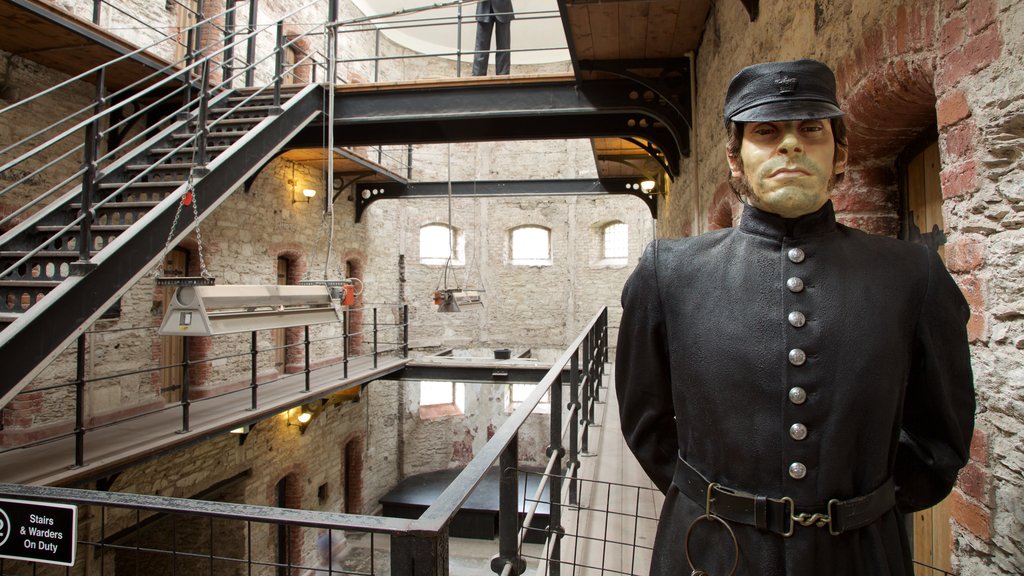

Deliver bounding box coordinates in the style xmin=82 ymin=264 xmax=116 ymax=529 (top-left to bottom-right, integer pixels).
xmin=211 ymin=104 xmax=279 ymax=115
xmin=0 ymin=312 xmax=20 ymax=323
xmin=69 ymin=201 xmax=160 ymax=211
xmin=150 ymin=145 xmax=231 ymax=155
xmin=124 ymin=163 xmax=195 ymax=172
xmin=0 ymin=250 xmax=95 ymax=258
xmin=36 ymin=224 xmax=130 ymax=233
xmin=98 ymin=181 xmax=184 ymax=190
xmin=0 ymin=280 xmax=61 ymax=288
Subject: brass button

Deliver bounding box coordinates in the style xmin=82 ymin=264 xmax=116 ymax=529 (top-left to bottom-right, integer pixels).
xmin=787 ymin=277 xmax=804 ymax=293
xmin=788 ymin=348 xmax=807 ymax=366
xmin=790 ymin=423 xmax=808 ymax=441
xmin=788 ymin=311 xmax=806 ymax=327
xmin=789 ymin=387 xmax=807 ymax=405
xmin=788 ymin=248 xmax=806 ymax=263
xmin=789 ymin=462 xmax=807 ymax=479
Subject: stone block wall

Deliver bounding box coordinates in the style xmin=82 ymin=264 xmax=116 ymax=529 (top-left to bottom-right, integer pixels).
xmin=658 ymin=0 xmax=1024 ymax=573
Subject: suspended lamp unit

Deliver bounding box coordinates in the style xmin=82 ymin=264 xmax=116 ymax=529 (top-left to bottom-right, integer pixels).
xmin=158 ymin=284 xmax=346 ymax=336
xmin=433 ymin=289 xmax=483 ymax=313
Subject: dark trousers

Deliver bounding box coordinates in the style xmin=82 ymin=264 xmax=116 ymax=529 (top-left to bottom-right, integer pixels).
xmin=472 ymin=18 xmax=510 ymax=76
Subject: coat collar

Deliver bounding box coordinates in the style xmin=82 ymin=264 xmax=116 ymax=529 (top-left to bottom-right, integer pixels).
xmin=738 ymin=200 xmax=838 ymax=240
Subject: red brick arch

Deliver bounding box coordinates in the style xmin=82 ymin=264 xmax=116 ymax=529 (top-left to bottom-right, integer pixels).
xmin=831 ymin=0 xmax=1002 ymax=239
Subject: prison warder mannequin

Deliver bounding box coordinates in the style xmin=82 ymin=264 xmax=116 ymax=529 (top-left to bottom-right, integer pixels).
xmin=615 ymin=59 xmax=975 ymax=576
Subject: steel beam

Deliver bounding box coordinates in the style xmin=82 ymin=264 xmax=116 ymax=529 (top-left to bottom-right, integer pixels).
xmin=289 ymin=79 xmax=688 ymax=174
xmin=354 ymin=177 xmax=658 ymax=222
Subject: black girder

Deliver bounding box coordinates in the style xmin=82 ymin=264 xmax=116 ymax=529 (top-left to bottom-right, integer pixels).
xmin=354 ymin=177 xmax=658 ymax=222
xmin=397 ymin=364 xmax=566 ymax=384
xmin=288 ymin=79 xmax=689 ymax=174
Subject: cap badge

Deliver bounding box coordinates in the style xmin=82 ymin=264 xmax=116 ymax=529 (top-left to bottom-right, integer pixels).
xmin=775 ymin=75 xmax=798 ymax=95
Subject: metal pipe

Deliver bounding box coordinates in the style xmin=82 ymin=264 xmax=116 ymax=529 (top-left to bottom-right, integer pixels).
xmin=181 ymin=338 xmax=191 ymax=432
xmin=75 ymin=67 xmax=106 ymax=273
xmin=304 ymin=326 xmax=311 ymax=392
xmin=273 ymin=21 xmax=284 ymax=110
xmin=250 ymin=331 xmax=258 ymax=410
xmin=342 ymin=310 xmax=350 ymax=379
xmin=74 ymin=334 xmax=86 ymax=468
xmin=245 ymin=0 xmax=258 ymax=87
xmin=196 ymin=59 xmax=211 ymax=167
xmin=223 ymin=0 xmax=237 ymax=87
xmin=492 ymin=434 xmax=525 ymax=575
xmin=373 ymin=308 xmax=379 ymax=368
xmin=569 ymin=349 xmax=579 ymax=505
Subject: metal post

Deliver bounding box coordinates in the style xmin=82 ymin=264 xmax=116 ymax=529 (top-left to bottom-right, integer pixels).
xmin=74 ymin=334 xmax=87 ymax=467
xmin=180 ymin=338 xmax=191 ymax=432
xmin=342 ymin=310 xmax=350 ymax=379
xmin=491 ymin=435 xmax=525 ymax=575
xmin=273 ymin=22 xmax=284 ymax=111
xmin=372 ymin=307 xmax=378 ymax=368
xmin=92 ymin=0 xmax=101 ymax=23
xmin=548 ymin=373 xmax=564 ymax=575
xmin=304 ymin=326 xmax=311 ymax=392
xmin=250 ymin=331 xmax=258 ymax=410
xmin=390 ymin=531 xmax=449 ymax=576
xmin=244 ymin=0 xmax=258 ymax=87
xmin=223 ymin=0 xmax=236 ymax=87
xmin=374 ymin=29 xmax=381 ymax=83
xmin=568 ymin=349 xmax=580 ymax=505
xmin=195 ymin=60 xmax=211 ymax=169
xmin=402 ymin=305 xmax=409 ymax=358
xmin=590 ymin=325 xmax=601 ymax=405
xmin=72 ymin=68 xmax=105 ymax=276
xmin=456 ymin=2 xmax=463 ymax=78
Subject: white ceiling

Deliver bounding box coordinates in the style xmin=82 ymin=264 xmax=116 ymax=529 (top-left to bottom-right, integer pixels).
xmin=345 ymin=0 xmax=569 ymax=65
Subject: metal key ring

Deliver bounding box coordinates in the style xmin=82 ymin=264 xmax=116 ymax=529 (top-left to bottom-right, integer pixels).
xmin=684 ymin=483 xmax=739 ymax=576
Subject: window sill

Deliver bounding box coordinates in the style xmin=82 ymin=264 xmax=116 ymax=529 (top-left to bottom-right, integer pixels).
xmin=419 ymin=403 xmax=463 ymax=419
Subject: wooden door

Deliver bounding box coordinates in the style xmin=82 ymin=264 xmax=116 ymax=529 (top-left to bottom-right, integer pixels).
xmin=902 ymin=139 xmax=953 ymax=575
xmin=160 ymin=249 xmax=188 ymax=403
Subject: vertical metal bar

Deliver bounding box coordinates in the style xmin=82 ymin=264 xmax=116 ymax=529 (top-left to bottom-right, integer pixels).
xmin=590 ymin=324 xmax=601 ymax=404
xmin=374 ymin=29 xmax=381 ymax=83
xmin=580 ymin=335 xmax=591 ymax=455
xmin=195 ymin=59 xmax=211 ymax=167
xmin=304 ymin=325 xmax=311 ymax=392
xmin=455 ymin=2 xmax=463 ymax=78
xmin=328 ymin=0 xmax=339 ymax=87
xmin=390 ymin=531 xmax=448 ymax=576
xmin=250 ymin=331 xmax=258 ymax=410
xmin=492 ymin=434 xmax=525 ymax=575
xmin=569 ymin=350 xmax=579 ymax=506
xmin=74 ymin=333 xmax=87 ymax=467
xmin=273 ymin=22 xmax=284 ymax=110
xmin=402 ymin=305 xmax=409 ymax=358
xmin=342 ymin=310 xmax=350 ymax=379
xmin=406 ymin=145 xmax=413 ymax=181
xmin=74 ymin=67 xmax=105 ymax=274
xmin=245 ymin=0 xmax=258 ymax=87
xmin=372 ymin=308 xmax=378 ymax=369
xmin=181 ymin=337 xmax=191 ymax=432
xmin=92 ymin=0 xmax=101 ymax=23
xmin=548 ymin=373 xmax=563 ymax=576
xmin=223 ymin=0 xmax=237 ymax=87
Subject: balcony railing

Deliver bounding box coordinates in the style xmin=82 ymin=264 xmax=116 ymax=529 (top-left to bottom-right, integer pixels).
xmin=0 ymin=307 xmax=609 ymax=575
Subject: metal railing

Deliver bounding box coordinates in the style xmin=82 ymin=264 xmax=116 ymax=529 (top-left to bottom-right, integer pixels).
xmin=0 ymin=307 xmax=608 ymax=575
xmin=0 ymin=303 xmax=409 ymax=478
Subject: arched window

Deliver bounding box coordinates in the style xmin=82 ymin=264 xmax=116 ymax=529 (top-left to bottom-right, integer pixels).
xmin=419 ymin=224 xmax=464 ymax=265
xmin=602 ymin=221 xmax=629 ymax=263
xmin=510 ymin=225 xmax=551 ymax=266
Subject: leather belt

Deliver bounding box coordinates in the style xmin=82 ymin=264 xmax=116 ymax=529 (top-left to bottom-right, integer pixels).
xmin=673 ymin=455 xmax=895 ymax=537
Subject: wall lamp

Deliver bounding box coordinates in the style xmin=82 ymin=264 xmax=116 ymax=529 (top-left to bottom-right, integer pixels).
xmin=286 ymin=403 xmax=322 ymax=434
xmin=291 ymin=183 xmax=317 ymax=204
xmin=640 ymin=179 xmax=656 ymax=194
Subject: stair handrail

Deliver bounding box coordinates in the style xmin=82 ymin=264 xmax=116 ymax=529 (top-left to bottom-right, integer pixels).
xmin=0 ymin=1 xmax=329 ymax=235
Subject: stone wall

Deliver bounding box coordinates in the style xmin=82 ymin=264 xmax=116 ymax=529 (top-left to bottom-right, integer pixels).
xmin=658 ymin=0 xmax=1024 ymax=573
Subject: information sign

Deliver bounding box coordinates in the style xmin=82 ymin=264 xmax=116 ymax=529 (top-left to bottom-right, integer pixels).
xmin=0 ymin=498 xmax=77 ymax=566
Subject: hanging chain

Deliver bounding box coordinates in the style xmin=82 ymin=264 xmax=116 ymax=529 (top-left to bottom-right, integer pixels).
xmin=154 ymin=101 xmax=210 ymax=278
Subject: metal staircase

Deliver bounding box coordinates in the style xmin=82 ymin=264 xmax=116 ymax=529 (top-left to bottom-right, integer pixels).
xmin=0 ymin=83 xmax=324 ymax=406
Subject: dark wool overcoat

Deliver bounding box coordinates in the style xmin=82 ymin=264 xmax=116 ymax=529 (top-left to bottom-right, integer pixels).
xmin=616 ymin=202 xmax=975 ymax=576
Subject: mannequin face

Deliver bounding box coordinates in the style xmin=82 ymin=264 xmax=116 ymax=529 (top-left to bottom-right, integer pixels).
xmin=727 ymin=119 xmax=847 ymax=218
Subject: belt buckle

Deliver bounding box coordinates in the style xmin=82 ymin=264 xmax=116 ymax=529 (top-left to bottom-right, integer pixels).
xmin=781 ymin=498 xmax=841 ymax=537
